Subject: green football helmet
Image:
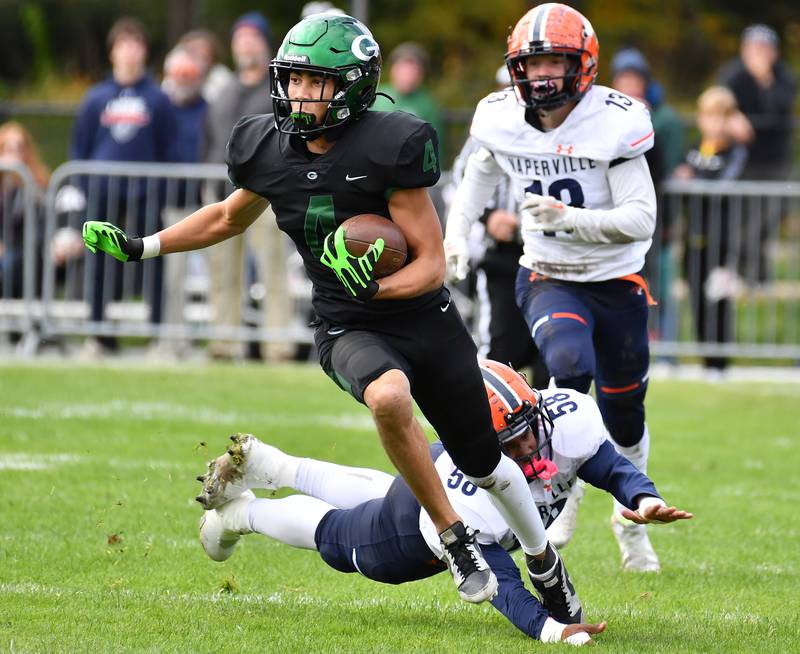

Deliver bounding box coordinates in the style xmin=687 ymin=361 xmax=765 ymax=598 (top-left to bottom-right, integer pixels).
xmin=270 ymin=14 xmax=382 ymax=138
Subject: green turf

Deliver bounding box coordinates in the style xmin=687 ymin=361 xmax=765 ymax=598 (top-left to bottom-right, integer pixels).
xmin=1 ymin=362 xmax=798 ymax=652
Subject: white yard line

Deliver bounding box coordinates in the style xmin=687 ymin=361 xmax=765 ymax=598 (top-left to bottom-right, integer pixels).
xmin=0 ymin=453 xmax=85 ymax=470
xmin=1 ymin=401 xmax=381 ymax=431
xmin=0 ymin=581 xmax=471 ymax=612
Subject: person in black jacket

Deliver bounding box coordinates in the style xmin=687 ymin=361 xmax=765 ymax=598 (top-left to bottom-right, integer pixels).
xmin=718 ymin=24 xmax=796 ymax=182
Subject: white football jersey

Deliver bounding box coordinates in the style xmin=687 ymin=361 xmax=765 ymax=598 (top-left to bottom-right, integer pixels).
xmin=469 ymin=85 xmax=655 ymax=281
xmin=419 ymin=387 xmax=608 ymax=558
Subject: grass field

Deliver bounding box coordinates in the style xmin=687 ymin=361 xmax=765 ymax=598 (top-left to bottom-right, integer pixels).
xmin=1 ymin=362 xmax=798 ymax=653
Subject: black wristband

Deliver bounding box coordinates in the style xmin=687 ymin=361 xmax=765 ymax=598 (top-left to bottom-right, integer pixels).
xmin=126 ymin=237 xmax=144 ymax=262
xmin=352 ymin=279 xmax=379 ymax=301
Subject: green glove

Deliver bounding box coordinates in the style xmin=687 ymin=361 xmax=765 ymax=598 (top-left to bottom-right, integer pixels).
xmin=82 ymin=221 xmax=143 ymax=262
xmin=320 ymin=226 xmax=384 ymax=300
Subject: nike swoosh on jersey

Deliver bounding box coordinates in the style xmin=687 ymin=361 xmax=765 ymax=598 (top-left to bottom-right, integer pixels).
xmin=327 ymin=327 xmax=346 ymax=336
xmin=345 ymin=174 xmax=368 ymax=181
xmin=440 ymin=301 xmax=451 ymax=312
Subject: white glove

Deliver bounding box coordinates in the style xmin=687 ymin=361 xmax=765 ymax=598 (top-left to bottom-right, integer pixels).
xmin=540 ymin=618 xmax=594 ymax=646
xmin=520 ymin=192 xmax=575 ymax=233
xmin=443 ymin=237 xmax=470 ymax=282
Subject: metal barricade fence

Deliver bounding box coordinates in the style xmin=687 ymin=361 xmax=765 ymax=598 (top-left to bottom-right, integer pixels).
xmin=648 ymin=179 xmax=800 ymax=361
xmin=0 ymin=161 xmax=39 ymax=340
xmin=35 ymin=160 xmax=314 ymax=352
xmin=4 ymin=160 xmax=800 ymax=362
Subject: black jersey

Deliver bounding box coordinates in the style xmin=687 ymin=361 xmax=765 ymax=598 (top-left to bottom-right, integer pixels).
xmin=226 ymin=110 xmax=443 ymax=325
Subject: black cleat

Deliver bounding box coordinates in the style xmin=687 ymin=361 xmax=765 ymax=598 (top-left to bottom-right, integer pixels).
xmin=439 ymin=521 xmax=498 ymax=603
xmin=527 ymin=543 xmax=583 ymax=623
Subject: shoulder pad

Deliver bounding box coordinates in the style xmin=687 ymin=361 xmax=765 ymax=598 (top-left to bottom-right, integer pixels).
xmin=586 ymin=86 xmax=654 ymax=160
xmin=362 ymin=111 xmax=441 ymax=189
xmin=544 ymin=388 xmax=606 ymax=461
xmin=226 ymin=114 xmax=275 ymax=190
xmin=470 ymin=90 xmax=519 ymax=150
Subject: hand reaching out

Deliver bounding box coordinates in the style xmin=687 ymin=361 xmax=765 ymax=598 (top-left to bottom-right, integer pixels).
xmin=621 ymin=502 xmax=694 ymax=525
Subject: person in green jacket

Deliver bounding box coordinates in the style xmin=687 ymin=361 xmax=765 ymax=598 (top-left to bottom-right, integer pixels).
xmin=373 ymin=42 xmax=444 ymax=147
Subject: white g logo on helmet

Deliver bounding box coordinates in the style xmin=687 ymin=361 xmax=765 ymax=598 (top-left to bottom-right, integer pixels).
xmin=351 ymin=35 xmax=379 ymax=61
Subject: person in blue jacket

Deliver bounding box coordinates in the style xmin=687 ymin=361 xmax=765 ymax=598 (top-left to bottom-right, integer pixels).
xmin=71 ymin=17 xmax=178 ymax=353
xmin=195 ymin=360 xmax=692 ymax=646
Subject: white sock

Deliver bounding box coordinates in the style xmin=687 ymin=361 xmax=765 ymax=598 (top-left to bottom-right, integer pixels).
xmin=246 ymin=496 xmax=335 ymax=550
xmin=466 ymin=454 xmax=548 ymax=556
xmin=613 ymin=424 xmax=650 ymax=517
xmin=294 ymin=459 xmax=395 ymax=508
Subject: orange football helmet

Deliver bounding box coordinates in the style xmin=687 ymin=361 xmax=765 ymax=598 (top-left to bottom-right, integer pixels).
xmin=479 ymin=359 xmax=555 ymax=481
xmin=505 ymin=3 xmax=599 ymax=110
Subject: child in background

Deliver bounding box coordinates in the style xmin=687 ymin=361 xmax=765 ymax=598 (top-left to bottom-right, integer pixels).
xmin=674 ymin=87 xmax=748 ymax=376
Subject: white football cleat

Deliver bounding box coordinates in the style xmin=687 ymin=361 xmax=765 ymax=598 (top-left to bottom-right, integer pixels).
xmin=610 ymin=513 xmax=660 ymax=572
xmin=199 ymin=490 xmax=255 ymax=562
xmin=546 ymin=480 xmax=585 ymax=549
xmin=195 ymin=433 xmax=294 ymax=510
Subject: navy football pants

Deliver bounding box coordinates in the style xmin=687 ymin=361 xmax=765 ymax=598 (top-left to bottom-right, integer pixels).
xmin=515 ymin=268 xmax=650 ymax=448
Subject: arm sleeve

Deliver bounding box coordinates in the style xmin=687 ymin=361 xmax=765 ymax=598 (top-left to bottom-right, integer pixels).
xmin=569 ymin=155 xmax=657 ymax=244
xmin=577 ymin=440 xmax=660 ymax=510
xmin=444 ymin=145 xmax=505 ymax=243
xmin=484 ymin=543 xmax=549 ymax=640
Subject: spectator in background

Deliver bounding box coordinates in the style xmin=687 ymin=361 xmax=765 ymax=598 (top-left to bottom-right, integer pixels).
xmin=162 ymin=47 xmax=207 ymax=166
xmin=718 ymin=24 xmax=796 ymax=180
xmin=610 ymin=48 xmax=684 ymax=180
xmin=0 ymin=121 xmax=49 ymax=299
xmin=719 ymin=24 xmax=795 ymax=283
xmin=373 ymin=42 xmax=445 ymax=215
xmin=158 ymin=46 xmax=209 ymax=358
xmin=373 ymin=42 xmax=444 ymax=145
xmin=178 ymin=29 xmax=236 ymax=105
xmin=203 ymin=11 xmax=294 ymax=361
xmin=71 ymin=17 xmax=177 ymax=355
xmin=674 ymin=87 xmax=748 ymax=377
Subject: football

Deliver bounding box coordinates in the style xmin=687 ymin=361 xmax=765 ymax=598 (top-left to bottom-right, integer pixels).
xmin=341 ymin=213 xmax=408 ymax=278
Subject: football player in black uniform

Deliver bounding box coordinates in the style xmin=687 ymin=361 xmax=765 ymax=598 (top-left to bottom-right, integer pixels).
xmin=82 ymin=13 xmax=569 ymax=608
